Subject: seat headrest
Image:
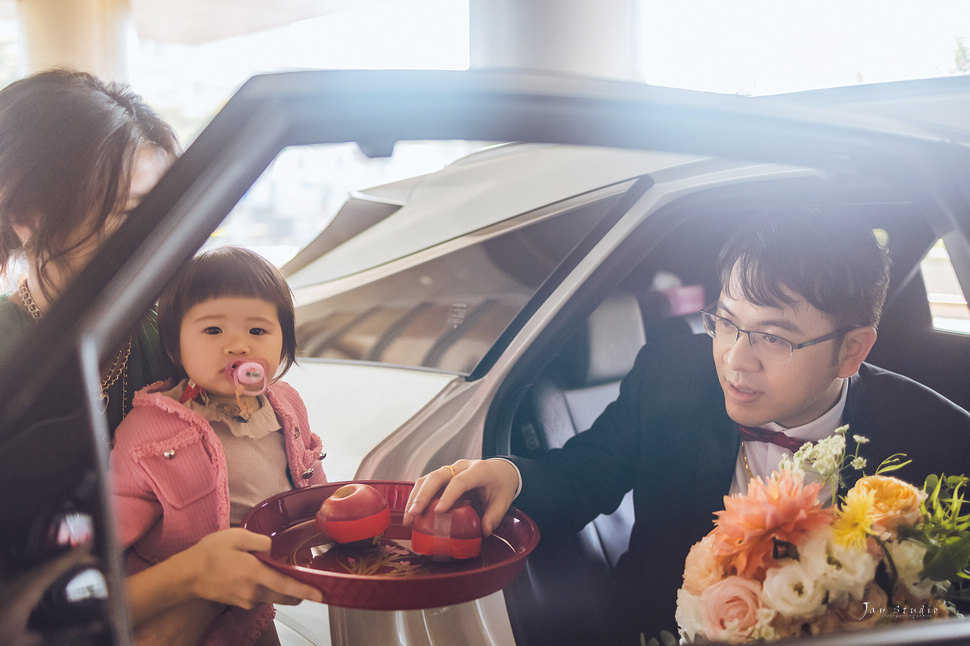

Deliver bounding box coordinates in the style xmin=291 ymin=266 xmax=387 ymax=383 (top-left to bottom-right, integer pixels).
xmin=559 ymin=291 xmax=645 ymax=389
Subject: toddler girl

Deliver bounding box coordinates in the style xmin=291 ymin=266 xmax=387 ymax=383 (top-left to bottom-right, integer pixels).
xmin=110 ymin=246 xmax=327 ymax=646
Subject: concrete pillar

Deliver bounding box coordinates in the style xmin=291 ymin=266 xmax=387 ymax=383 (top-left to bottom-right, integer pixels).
xmin=469 ymin=0 xmax=642 ymax=82
xmin=16 ymin=0 xmax=133 ymax=81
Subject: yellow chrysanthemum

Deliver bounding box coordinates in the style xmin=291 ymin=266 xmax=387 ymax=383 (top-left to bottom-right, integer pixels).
xmin=832 ymin=489 xmax=876 ymax=550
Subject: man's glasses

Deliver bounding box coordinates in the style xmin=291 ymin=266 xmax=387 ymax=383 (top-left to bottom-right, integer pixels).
xmin=700 ymin=308 xmax=859 ymax=364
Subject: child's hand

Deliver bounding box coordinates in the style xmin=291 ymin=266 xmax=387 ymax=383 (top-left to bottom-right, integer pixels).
xmin=183 ymin=528 xmax=324 ymax=608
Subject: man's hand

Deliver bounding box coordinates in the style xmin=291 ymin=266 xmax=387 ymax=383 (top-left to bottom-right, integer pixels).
xmin=403 ymin=459 xmax=519 ymax=536
xmin=179 ymin=528 xmax=324 ymax=609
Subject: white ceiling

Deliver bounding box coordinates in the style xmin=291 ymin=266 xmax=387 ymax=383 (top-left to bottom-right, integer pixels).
xmin=1 ymin=0 xmax=389 ymax=44
xmin=131 ymin=0 xmax=392 ymax=44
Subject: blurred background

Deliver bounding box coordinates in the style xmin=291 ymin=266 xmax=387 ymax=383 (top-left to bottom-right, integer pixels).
xmin=1 ymin=0 xmax=969 ymax=330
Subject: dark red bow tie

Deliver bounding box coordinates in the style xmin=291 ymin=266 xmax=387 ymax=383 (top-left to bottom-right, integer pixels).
xmin=738 ymin=425 xmax=806 ymax=453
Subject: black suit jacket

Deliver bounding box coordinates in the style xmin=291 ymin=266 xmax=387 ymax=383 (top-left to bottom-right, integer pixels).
xmin=511 ymin=333 xmax=970 ymax=642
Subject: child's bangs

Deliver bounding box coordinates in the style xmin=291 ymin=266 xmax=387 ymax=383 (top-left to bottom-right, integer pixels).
xmin=185 ymin=251 xmax=282 ymax=308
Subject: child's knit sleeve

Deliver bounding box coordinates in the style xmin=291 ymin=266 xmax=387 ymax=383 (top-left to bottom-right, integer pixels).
xmin=109 ymin=418 xmax=163 ymax=549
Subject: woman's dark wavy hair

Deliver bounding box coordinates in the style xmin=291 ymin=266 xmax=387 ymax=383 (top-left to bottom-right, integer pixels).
xmin=716 ymin=209 xmax=891 ymax=329
xmin=157 ymin=246 xmax=298 ymax=381
xmin=0 ymin=68 xmax=180 ymax=298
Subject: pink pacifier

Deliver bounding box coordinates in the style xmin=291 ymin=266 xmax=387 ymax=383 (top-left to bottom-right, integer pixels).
xmin=224 ymin=359 xmax=268 ymax=397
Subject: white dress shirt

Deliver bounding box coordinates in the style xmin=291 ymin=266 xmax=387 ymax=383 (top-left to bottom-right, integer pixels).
xmin=730 ymin=377 xmax=849 ymax=506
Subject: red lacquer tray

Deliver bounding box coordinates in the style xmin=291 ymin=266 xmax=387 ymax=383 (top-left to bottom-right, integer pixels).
xmin=240 ymin=480 xmax=540 ymax=610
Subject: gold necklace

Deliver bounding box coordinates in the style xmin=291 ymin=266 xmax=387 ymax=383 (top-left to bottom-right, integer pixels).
xmin=740 ymin=440 xmax=755 ymax=480
xmin=18 ymin=278 xmax=42 ymax=321
xmin=18 ymin=278 xmax=130 ymax=412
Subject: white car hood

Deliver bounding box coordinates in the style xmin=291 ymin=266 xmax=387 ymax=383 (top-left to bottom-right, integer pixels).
xmin=287 ymin=143 xmax=699 ymax=288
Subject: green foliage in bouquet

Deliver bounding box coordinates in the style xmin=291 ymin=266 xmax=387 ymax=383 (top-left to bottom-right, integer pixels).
xmin=900 ymin=474 xmax=970 ymax=600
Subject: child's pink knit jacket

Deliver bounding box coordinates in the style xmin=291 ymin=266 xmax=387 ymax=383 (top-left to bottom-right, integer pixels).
xmin=111 ymin=379 xmax=327 ymax=646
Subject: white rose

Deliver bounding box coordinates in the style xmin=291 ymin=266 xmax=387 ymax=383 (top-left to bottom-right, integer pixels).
xmin=675 ymin=587 xmax=705 ymax=643
xmin=800 ymin=528 xmax=876 ymax=601
xmin=886 ymin=540 xmax=935 ymax=599
xmin=762 ymin=561 xmax=827 ymax=618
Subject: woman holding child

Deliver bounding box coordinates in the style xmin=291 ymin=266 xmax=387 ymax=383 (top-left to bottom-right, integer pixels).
xmin=0 ymin=69 xmax=325 ymax=645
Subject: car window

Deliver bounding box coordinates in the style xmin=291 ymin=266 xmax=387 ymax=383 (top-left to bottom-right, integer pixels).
xmin=920 ymin=237 xmax=970 ymax=334
xmin=203 ymin=141 xmax=485 ymax=266
xmin=295 ymin=193 xmax=622 ymax=374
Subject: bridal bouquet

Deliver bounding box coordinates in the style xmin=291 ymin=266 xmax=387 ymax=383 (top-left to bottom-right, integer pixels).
xmin=675 ymin=426 xmax=970 ymax=643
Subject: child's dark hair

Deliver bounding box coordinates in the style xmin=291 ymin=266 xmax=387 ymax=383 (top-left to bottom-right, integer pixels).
xmin=157 ymin=246 xmax=297 ymax=380
xmin=716 ymin=209 xmax=891 ymax=329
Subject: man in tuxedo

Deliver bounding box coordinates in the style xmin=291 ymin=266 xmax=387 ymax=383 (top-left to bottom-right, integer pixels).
xmin=403 ymin=211 xmax=970 ymax=642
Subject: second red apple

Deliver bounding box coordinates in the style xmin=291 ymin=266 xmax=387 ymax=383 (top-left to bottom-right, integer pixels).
xmin=411 ymin=497 xmax=482 ymax=559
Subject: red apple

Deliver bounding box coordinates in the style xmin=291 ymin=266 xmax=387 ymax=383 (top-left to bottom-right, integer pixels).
xmin=411 ymin=497 xmax=482 ymax=560
xmin=315 ymin=483 xmax=391 ymax=544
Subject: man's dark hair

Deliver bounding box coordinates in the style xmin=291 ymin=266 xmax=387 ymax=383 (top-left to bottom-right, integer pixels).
xmin=716 ymin=209 xmax=891 ymax=328
xmin=157 ymin=246 xmax=298 ymax=380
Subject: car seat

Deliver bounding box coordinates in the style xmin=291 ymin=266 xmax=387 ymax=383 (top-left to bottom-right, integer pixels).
xmin=527 ymin=291 xmax=643 ymax=564
xmin=505 ymin=291 xmax=646 ymax=645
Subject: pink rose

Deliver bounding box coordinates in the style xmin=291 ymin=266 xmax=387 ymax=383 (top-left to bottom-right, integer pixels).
xmin=701 ymin=576 xmax=764 ymax=641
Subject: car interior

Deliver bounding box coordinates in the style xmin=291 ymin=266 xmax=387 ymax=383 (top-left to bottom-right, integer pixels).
xmin=488 ymin=174 xmax=970 ymax=645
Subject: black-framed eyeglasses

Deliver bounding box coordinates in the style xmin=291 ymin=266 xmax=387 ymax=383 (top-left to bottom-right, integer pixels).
xmin=700 ymin=307 xmax=860 ymax=364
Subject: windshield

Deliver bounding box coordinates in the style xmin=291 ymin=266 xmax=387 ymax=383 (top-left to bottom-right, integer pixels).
xmin=640 ymin=0 xmax=970 ymax=96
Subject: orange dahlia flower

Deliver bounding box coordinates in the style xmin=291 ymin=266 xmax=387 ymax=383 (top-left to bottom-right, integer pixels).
xmin=713 ymin=471 xmax=834 ymax=580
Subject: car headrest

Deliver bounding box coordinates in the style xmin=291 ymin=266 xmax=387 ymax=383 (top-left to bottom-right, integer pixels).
xmin=559 ymin=291 xmax=646 ymax=389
